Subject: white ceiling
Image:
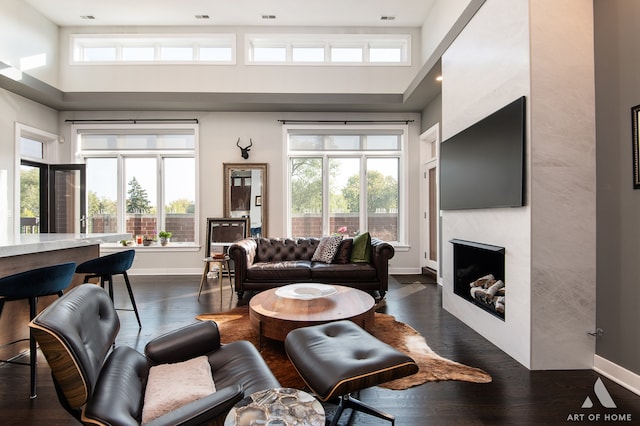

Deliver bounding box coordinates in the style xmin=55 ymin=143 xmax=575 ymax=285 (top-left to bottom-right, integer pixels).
xmin=23 ymin=0 xmax=436 ymax=28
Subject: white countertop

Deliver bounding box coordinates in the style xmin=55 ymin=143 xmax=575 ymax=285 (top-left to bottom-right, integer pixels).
xmin=0 ymin=233 xmax=130 ymax=258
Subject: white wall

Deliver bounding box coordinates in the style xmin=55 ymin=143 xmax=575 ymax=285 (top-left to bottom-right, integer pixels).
xmin=441 ymin=0 xmax=596 ymax=370
xmin=419 ymin=0 xmax=472 ymax=66
xmin=0 ymin=0 xmax=65 ymax=242
xmin=0 ymin=88 xmax=59 ymax=239
xmin=57 ymin=26 xmax=421 ymax=95
xmin=0 ymin=0 xmax=58 ymax=87
xmin=58 ymin=110 xmax=422 ymax=274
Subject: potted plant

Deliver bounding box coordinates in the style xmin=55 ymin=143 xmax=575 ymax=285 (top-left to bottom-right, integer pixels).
xmin=158 ymin=231 xmax=172 ymax=246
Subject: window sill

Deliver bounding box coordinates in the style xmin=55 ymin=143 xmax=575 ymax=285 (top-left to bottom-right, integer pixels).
xmin=391 ymin=244 xmax=410 ymax=252
xmin=101 ymin=243 xmax=201 ymax=253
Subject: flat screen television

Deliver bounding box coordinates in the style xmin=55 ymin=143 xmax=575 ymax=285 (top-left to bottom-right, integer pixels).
xmin=440 ymin=96 xmax=526 ymax=210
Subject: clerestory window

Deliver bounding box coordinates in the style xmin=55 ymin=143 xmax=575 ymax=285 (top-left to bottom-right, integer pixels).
xmin=247 ymin=34 xmax=411 ymax=65
xmin=71 ymin=34 xmax=236 ymax=64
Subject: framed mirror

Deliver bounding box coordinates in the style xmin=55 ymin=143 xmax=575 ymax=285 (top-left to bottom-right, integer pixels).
xmin=223 ymin=163 xmax=268 ymax=237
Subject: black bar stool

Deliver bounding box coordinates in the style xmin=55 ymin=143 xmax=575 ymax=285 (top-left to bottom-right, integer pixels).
xmin=0 ymin=262 xmax=76 ymax=398
xmin=75 ymin=249 xmax=141 ymax=329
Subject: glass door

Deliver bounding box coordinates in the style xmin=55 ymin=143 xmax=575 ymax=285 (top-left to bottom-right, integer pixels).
xmin=19 ymin=160 xmax=48 ymax=233
xmin=49 ymin=165 xmax=86 ymax=233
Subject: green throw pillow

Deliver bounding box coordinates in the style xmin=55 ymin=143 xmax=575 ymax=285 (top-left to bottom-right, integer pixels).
xmin=349 ymin=232 xmax=371 ymax=263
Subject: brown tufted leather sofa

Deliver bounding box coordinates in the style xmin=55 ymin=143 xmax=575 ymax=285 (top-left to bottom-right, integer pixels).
xmin=228 ymin=237 xmax=394 ymax=300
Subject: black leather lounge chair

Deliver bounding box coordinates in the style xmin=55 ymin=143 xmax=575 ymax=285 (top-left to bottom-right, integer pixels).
xmin=29 ymin=284 xmax=280 ymax=425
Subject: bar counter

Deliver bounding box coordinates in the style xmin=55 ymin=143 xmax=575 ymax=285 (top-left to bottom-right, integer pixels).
xmin=0 ymin=233 xmax=129 ymax=258
xmin=0 ymin=233 xmax=129 ymax=361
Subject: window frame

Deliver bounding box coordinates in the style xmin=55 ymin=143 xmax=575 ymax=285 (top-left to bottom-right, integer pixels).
xmin=247 ymin=34 xmax=411 ymax=66
xmin=71 ymin=33 xmax=236 ymax=65
xmin=284 ymin=125 xmax=408 ymax=245
xmin=14 ymin=123 xmax=60 ymax=237
xmin=73 ymin=123 xmax=199 ymax=248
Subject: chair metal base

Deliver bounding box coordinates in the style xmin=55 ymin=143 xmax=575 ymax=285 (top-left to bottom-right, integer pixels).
xmin=330 ymin=393 xmax=395 ymax=426
xmin=0 ymin=295 xmax=61 ymax=398
xmin=0 ymin=340 xmax=36 ymax=399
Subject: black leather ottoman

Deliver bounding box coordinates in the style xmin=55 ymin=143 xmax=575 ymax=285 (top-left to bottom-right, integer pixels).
xmin=284 ymin=320 xmax=418 ymax=425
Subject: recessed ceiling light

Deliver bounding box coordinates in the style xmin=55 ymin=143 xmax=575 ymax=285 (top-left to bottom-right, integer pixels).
xmin=436 ymin=75 xmax=443 ymax=82
xmin=195 ymin=15 xmax=210 ymax=20
xmin=261 ymin=14 xmax=277 ymax=20
xmin=380 ymin=16 xmax=396 ymax=21
xmin=80 ymin=15 xmax=95 ymax=20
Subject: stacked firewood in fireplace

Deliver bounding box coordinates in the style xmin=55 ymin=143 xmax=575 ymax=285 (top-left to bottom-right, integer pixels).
xmin=469 ymin=274 xmax=505 ymax=315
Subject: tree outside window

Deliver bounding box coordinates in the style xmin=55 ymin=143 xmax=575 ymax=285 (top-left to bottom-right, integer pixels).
xmin=126 ymin=177 xmax=152 ymax=213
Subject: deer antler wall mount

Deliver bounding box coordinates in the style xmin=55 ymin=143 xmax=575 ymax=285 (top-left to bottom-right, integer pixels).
xmin=236 ymin=138 xmax=253 ymax=159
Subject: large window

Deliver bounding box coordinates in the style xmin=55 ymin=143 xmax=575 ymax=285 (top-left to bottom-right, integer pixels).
xmin=287 ymin=127 xmax=405 ymax=243
xmin=75 ymin=124 xmax=198 ymax=245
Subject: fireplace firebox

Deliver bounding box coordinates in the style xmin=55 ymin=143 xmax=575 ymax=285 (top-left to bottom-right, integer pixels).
xmin=450 ymin=239 xmax=505 ymax=320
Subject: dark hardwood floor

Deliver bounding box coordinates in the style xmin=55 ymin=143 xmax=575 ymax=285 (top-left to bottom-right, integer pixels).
xmin=1 ymin=274 xmax=639 ymax=425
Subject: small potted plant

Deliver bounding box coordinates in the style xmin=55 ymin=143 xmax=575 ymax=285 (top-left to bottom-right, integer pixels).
xmin=158 ymin=231 xmax=172 ymax=246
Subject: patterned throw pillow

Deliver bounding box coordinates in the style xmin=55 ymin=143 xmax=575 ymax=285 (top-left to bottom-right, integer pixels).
xmin=311 ymin=236 xmax=343 ymax=263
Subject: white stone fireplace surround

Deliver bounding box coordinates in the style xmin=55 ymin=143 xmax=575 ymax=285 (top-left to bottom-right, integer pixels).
xmin=440 ymin=0 xmax=596 ymax=371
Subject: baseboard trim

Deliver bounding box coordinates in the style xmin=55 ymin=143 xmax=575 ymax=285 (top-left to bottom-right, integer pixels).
xmin=132 ymin=267 xmax=426 ymax=276
xmin=593 ymin=355 xmax=640 ymax=396
xmin=130 ymin=269 xmax=429 ymax=277
xmin=129 ymin=268 xmax=201 ymax=276
xmin=389 ymin=267 xmax=422 ymax=275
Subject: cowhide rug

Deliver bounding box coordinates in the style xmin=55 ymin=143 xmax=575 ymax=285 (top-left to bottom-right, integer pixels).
xmin=196 ymin=307 xmax=491 ymax=390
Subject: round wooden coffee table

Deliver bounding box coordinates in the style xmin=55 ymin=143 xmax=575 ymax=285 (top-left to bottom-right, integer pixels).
xmin=249 ymin=284 xmax=375 ymax=347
